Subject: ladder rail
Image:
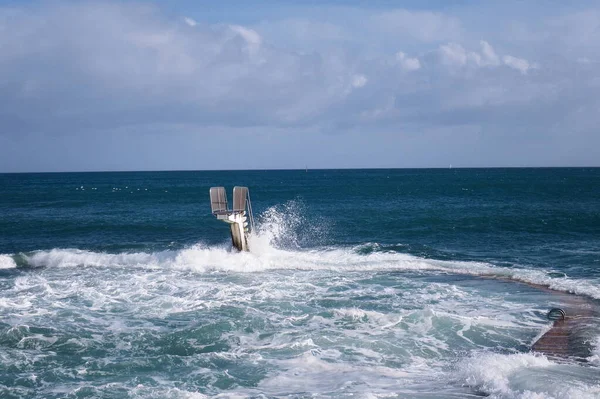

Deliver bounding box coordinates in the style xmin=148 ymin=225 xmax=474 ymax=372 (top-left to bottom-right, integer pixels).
xmin=209 ymin=186 xmax=255 ymax=251
xmin=246 ymin=190 xmax=256 ymax=233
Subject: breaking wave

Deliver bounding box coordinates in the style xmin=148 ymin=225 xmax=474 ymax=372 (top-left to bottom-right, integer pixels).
xmin=2 ymin=202 xmax=599 ymax=399
xmin=4 ymin=201 xmax=600 ymax=300
xmin=7 ymin=245 xmax=599 ymax=299
xmin=3 ymin=214 xmax=600 ymax=300
xmin=0 ymin=254 xmax=17 ymax=269
xmin=457 ymin=352 xmax=600 ymax=398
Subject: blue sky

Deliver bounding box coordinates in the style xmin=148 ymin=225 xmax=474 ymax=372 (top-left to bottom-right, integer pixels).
xmin=0 ymin=1 xmax=599 ymax=172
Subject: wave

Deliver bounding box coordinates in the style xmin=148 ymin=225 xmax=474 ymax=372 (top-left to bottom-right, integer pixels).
xmin=457 ymin=352 xmax=600 ymax=398
xmin=0 ymin=254 xmax=17 ymax=269
xmin=2 ymin=242 xmax=599 ymax=300
xmin=3 ymin=201 xmax=600 ymax=300
xmin=589 ymin=337 xmax=600 ymax=366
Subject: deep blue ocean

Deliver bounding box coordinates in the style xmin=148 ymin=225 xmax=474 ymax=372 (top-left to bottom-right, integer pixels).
xmin=1 ymin=168 xmax=599 ymax=398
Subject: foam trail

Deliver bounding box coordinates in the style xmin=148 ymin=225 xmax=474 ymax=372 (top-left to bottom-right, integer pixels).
xmin=0 ymin=254 xmax=17 ymax=269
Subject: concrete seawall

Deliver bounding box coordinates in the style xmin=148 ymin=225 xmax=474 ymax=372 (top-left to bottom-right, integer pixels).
xmin=483 ymin=275 xmax=598 ymax=360
xmin=530 ymin=290 xmax=597 ymax=361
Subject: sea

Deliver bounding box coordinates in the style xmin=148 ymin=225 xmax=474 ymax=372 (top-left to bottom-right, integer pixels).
xmin=0 ymin=168 xmax=599 ymax=399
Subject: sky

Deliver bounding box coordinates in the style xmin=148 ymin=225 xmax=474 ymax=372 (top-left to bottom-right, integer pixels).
xmin=0 ymin=0 xmax=599 ymax=172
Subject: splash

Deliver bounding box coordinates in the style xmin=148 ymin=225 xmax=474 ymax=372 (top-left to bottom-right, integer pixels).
xmin=0 ymin=254 xmax=17 ymax=269
xmin=250 ymin=200 xmax=327 ymax=252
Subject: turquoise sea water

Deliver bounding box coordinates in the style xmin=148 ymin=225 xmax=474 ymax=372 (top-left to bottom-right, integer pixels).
xmin=1 ymin=168 xmax=599 ymax=398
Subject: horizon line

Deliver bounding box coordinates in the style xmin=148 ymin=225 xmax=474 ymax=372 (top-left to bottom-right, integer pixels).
xmin=1 ymin=165 xmax=600 ymax=175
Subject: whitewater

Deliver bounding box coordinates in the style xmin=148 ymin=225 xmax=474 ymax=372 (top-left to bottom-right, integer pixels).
xmin=1 ymin=168 xmax=599 ymax=398
xmin=1 ymin=217 xmax=600 ymax=398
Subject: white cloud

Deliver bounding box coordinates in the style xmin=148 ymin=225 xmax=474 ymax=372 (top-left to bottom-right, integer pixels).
xmin=439 ymin=42 xmax=468 ymax=66
xmin=395 ymin=51 xmax=421 ymax=71
xmin=351 ymin=74 xmax=368 ymax=88
xmin=229 ymin=24 xmax=262 ymax=47
xmin=479 ymin=40 xmax=500 ymax=66
xmin=436 ymin=41 xmax=535 ymax=74
xmin=0 ymin=2 xmax=598 ymax=171
xmin=183 ymin=17 xmax=196 ymax=27
xmin=502 ymin=55 xmax=532 ymax=74
xmin=371 ymin=9 xmax=462 ymax=42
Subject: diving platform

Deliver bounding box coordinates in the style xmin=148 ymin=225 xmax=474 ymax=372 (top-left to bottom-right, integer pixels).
xmin=209 ymin=186 xmax=255 ymax=251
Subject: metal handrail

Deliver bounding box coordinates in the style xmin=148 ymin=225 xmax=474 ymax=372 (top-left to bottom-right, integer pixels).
xmin=246 ymin=190 xmax=256 ymax=233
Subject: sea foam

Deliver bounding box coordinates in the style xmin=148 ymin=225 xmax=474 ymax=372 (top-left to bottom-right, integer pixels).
xmin=457 ymin=352 xmax=600 ymax=399
xmin=8 ymin=202 xmax=600 ymax=299
xmin=0 ymin=254 xmax=17 ymax=269
xmin=14 ymin=243 xmax=600 ymax=300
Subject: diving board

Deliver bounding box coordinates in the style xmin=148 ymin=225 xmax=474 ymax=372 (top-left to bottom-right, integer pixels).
xmin=209 ymin=186 xmax=255 ymax=251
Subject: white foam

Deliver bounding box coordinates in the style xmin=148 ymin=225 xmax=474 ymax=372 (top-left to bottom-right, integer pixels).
xmin=9 ymin=201 xmax=600 ymax=299
xmin=259 ymin=349 xmax=422 ymax=394
xmin=3 ymin=238 xmax=597 ymax=397
xmin=13 ymin=242 xmax=600 ymax=300
xmin=24 ymin=248 xmax=167 ymax=269
xmin=2 ymin=201 xmax=597 ymax=399
xmin=129 ymin=386 xmax=210 ymax=399
xmin=457 ymin=352 xmax=600 ymax=399
xmin=0 ymin=254 xmax=17 ymax=269
xmin=588 ymin=336 xmax=600 ymax=366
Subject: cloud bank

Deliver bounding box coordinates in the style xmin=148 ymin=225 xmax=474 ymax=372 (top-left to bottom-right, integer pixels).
xmin=0 ymin=1 xmax=598 ymax=171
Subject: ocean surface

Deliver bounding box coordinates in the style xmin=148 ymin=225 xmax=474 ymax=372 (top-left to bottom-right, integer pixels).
xmin=1 ymin=168 xmax=599 ymax=398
